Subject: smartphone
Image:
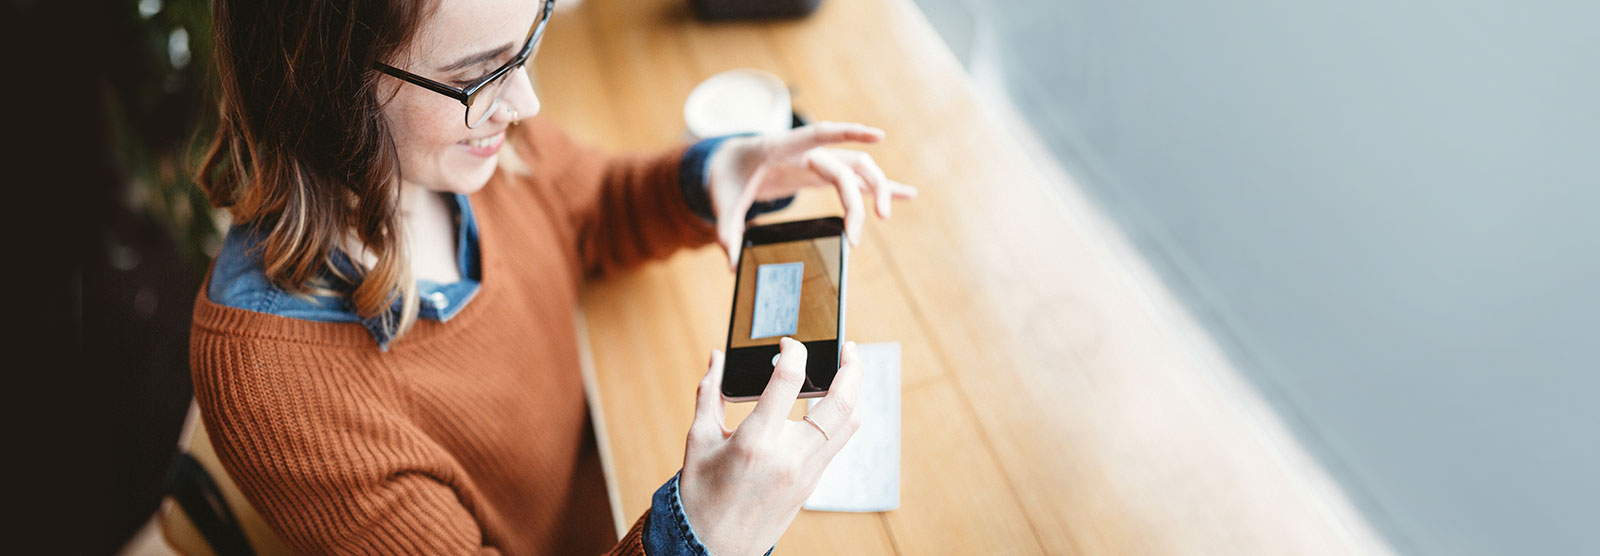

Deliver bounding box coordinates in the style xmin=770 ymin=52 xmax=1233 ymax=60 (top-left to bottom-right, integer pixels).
xmin=722 ymin=216 xmax=849 ymax=402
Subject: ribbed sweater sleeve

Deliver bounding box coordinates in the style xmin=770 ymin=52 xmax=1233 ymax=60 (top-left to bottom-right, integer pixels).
xmin=510 ymin=117 xmax=719 ymax=278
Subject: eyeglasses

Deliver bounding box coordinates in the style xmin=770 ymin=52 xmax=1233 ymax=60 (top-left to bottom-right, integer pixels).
xmin=373 ymin=0 xmax=555 ymax=129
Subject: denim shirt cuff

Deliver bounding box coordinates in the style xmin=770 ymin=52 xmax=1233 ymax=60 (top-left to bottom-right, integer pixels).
xmin=645 ymin=472 xmax=775 ymax=556
xmin=679 ymin=134 xmax=797 ymax=225
xmin=645 ymin=472 xmax=712 ymax=556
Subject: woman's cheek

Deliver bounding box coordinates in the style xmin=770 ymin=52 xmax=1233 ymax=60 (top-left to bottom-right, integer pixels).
xmin=387 ymin=96 xmax=460 ymax=187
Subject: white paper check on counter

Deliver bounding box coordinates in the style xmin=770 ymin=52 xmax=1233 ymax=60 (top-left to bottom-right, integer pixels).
xmin=751 ymin=262 xmax=803 ymax=339
xmin=805 ymin=342 xmax=900 ymax=512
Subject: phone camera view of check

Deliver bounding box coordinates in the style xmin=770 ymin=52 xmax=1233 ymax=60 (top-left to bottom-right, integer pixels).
xmin=722 ymin=217 xmax=849 ymax=402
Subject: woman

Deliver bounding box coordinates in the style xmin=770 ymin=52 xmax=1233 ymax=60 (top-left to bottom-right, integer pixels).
xmin=191 ymin=0 xmax=916 ymax=554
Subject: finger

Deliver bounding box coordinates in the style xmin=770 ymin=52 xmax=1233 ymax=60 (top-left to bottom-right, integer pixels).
xmin=716 ymin=163 xmax=775 ymax=271
xmin=773 ymin=121 xmax=884 ymax=157
xmin=718 ymin=219 xmax=744 ymax=272
xmin=802 ymin=341 xmax=865 ymax=451
xmin=806 ymin=150 xmax=867 ymax=246
xmin=692 ymin=351 xmax=730 ymax=444
xmin=874 ymin=172 xmax=893 ymax=219
xmin=833 ymin=150 xmax=895 ymax=220
xmin=746 ymin=337 xmax=809 ymax=434
xmin=888 ymin=180 xmax=920 ymax=200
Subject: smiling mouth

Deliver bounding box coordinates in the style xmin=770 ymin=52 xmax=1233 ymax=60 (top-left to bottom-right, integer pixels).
xmin=460 ymin=133 xmax=503 ymax=148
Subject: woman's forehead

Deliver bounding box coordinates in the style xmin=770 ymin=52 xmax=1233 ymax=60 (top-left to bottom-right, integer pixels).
xmin=410 ymin=0 xmax=540 ymax=70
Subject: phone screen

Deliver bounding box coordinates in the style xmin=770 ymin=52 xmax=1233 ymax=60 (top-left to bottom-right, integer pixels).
xmin=723 ymin=229 xmax=846 ymax=400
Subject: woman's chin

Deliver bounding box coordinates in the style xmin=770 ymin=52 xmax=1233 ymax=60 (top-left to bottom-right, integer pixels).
xmin=434 ymin=160 xmax=498 ymax=194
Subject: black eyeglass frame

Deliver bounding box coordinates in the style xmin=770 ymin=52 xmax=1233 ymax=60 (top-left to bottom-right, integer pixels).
xmin=372 ymin=0 xmax=555 ymax=127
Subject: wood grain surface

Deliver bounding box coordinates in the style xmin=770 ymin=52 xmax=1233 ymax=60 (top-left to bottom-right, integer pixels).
xmin=536 ymin=0 xmax=1395 ymax=554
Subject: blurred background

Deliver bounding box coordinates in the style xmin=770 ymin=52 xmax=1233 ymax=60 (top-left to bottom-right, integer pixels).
xmin=45 ymin=0 xmax=218 ymax=554
xmin=912 ymin=1 xmax=1599 ymax=555
xmin=54 ymin=0 xmax=1598 ymax=554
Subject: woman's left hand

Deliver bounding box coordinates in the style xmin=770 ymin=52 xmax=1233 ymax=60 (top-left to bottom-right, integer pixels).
xmin=705 ymin=121 xmax=919 ymax=269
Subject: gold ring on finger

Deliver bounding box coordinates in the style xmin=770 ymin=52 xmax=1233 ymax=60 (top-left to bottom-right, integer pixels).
xmin=802 ymin=415 xmax=831 ymax=441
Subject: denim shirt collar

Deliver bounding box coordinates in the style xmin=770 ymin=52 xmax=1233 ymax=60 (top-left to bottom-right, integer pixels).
xmin=208 ymin=193 xmax=482 ymax=351
xmin=338 ymin=192 xmax=482 ymax=350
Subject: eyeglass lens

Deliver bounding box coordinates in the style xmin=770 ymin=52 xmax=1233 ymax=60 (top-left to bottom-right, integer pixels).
xmin=464 ymin=6 xmax=549 ymax=128
xmin=467 ymin=69 xmax=519 ymax=128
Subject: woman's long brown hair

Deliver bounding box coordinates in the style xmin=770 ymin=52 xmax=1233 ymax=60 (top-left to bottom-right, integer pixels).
xmin=199 ymin=0 xmax=432 ymax=341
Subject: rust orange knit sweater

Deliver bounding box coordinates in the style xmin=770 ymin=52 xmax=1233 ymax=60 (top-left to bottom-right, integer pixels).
xmin=189 ymin=118 xmax=717 ymax=555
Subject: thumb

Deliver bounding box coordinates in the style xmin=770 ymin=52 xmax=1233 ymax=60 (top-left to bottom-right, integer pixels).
xmin=718 ymin=219 xmax=745 ymax=272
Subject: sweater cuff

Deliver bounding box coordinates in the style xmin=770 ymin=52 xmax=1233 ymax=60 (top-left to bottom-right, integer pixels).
xmin=679 ymin=135 xmax=797 ymax=225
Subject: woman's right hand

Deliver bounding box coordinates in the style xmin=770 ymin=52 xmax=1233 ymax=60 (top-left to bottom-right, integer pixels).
xmin=679 ymin=338 xmax=865 ymax=555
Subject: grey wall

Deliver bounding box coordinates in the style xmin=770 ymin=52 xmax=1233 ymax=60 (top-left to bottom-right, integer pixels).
xmin=914 ymin=1 xmax=1600 ymax=554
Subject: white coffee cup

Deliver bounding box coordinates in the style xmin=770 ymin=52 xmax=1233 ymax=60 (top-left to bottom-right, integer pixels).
xmin=684 ymin=69 xmax=793 ymax=140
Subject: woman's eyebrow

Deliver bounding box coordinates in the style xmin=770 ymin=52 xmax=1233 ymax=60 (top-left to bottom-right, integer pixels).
xmin=437 ymin=42 xmax=513 ymax=72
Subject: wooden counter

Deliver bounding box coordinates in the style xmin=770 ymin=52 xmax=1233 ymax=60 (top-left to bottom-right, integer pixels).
xmin=533 ymin=0 xmax=1393 ymax=553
